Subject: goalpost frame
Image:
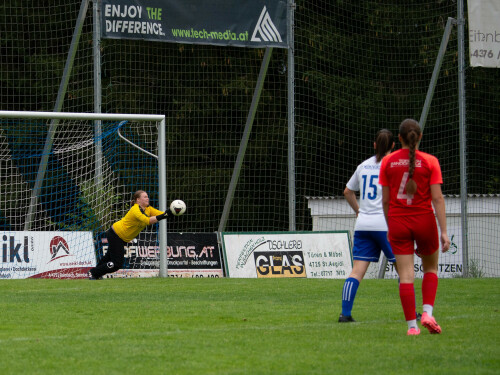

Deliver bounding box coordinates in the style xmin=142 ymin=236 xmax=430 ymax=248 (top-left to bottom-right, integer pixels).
xmin=0 ymin=110 xmax=169 ymax=278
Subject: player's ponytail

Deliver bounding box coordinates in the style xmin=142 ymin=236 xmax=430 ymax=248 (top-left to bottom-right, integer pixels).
xmin=374 ymin=129 xmax=394 ymax=162
xmin=399 ymin=119 xmax=421 ymax=195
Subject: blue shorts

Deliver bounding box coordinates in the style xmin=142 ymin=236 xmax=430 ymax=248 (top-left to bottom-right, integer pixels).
xmin=352 ymin=231 xmax=395 ymax=263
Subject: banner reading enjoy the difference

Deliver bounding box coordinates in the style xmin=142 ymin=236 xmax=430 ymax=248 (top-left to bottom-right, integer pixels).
xmin=101 ymin=0 xmax=288 ymax=48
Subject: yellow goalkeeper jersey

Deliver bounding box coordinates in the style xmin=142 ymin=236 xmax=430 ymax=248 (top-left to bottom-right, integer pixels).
xmin=112 ymin=204 xmax=164 ymax=243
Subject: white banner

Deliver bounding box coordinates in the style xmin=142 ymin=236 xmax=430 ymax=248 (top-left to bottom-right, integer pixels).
xmin=0 ymin=231 xmax=95 ymax=279
xmin=468 ymin=0 xmax=500 ymax=68
xmin=221 ymin=232 xmax=352 ymax=278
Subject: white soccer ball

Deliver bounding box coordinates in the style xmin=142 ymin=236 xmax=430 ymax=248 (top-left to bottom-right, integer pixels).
xmin=169 ymin=199 xmax=186 ymax=216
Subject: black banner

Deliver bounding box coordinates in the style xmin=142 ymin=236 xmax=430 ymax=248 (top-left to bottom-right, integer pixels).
xmin=167 ymin=232 xmax=222 ymax=271
xmin=99 ymin=232 xmax=223 ymax=277
xmin=101 ymin=0 xmax=288 ymax=48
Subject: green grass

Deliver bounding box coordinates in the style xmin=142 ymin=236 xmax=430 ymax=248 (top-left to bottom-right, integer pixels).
xmin=1 ymin=278 xmax=499 ymax=374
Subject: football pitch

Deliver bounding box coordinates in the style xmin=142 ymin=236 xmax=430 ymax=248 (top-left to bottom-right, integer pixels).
xmin=1 ymin=278 xmax=498 ymax=374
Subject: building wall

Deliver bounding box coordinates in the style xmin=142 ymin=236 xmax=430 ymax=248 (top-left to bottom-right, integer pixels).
xmin=307 ymin=196 xmax=500 ymax=278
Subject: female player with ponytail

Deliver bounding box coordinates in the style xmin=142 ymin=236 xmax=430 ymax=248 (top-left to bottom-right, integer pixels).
xmin=88 ymin=190 xmax=172 ymax=280
xmin=379 ymin=119 xmax=450 ymax=335
xmin=338 ymin=129 xmax=395 ymax=322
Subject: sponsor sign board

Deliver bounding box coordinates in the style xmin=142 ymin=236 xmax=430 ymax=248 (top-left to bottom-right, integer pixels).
xmin=221 ymin=232 xmax=352 ymax=278
xmin=468 ymin=0 xmax=500 ymax=67
xmin=0 ymin=231 xmax=95 ymax=279
xmin=100 ymin=232 xmax=223 ymax=278
xmin=101 ymin=0 xmax=288 ymax=48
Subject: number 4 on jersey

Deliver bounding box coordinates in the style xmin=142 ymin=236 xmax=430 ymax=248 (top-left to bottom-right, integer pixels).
xmin=397 ymin=172 xmax=414 ymax=205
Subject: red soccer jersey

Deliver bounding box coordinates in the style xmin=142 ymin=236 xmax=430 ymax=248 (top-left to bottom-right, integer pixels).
xmin=379 ymin=149 xmax=443 ymax=216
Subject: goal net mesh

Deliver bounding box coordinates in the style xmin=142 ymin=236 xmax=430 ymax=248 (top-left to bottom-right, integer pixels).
xmin=0 ymin=116 xmax=160 ymax=278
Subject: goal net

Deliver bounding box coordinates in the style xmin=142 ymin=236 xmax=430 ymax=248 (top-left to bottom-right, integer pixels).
xmin=0 ymin=111 xmax=166 ymax=279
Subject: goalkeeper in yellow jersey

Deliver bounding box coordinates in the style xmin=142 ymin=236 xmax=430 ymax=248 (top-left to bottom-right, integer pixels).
xmin=88 ymin=190 xmax=171 ymax=280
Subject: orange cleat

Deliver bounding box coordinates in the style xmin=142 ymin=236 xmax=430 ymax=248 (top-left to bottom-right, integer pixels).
xmin=421 ymin=312 xmax=442 ymax=334
xmin=407 ymin=327 xmax=421 ymax=336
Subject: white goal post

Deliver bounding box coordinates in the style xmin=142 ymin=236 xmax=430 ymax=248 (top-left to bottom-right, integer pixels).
xmin=0 ymin=110 xmax=169 ymax=278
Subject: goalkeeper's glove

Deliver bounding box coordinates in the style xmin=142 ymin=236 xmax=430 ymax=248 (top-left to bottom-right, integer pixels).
xmin=156 ymin=212 xmax=169 ymax=221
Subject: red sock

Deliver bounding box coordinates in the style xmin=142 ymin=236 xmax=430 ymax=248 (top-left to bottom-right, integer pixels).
xmin=399 ymin=283 xmax=416 ymax=321
xmin=422 ymin=272 xmax=438 ymax=306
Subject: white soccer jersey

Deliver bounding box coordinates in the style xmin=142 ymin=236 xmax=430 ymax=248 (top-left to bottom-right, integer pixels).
xmin=346 ymin=155 xmax=388 ymax=231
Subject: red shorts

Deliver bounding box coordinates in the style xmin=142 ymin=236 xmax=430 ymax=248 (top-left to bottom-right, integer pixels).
xmin=387 ymin=212 xmax=439 ymax=256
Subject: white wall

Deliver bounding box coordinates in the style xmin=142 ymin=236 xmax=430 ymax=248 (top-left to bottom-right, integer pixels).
xmin=307 ymin=195 xmax=500 ymax=278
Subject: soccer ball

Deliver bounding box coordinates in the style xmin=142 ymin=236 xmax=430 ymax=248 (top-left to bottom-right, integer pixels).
xmin=169 ymin=199 xmax=186 ymax=216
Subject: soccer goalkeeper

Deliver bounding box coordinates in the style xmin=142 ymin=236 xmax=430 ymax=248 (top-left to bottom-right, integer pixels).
xmin=88 ymin=190 xmax=171 ymax=280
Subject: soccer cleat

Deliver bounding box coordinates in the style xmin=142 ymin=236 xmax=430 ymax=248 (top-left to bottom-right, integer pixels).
xmin=338 ymin=314 xmax=356 ymax=323
xmin=416 ymin=312 xmax=422 ymax=322
xmin=88 ymin=270 xmax=102 ymax=280
xmin=421 ymin=312 xmax=442 ymax=334
xmin=407 ymin=327 xmax=421 ymax=336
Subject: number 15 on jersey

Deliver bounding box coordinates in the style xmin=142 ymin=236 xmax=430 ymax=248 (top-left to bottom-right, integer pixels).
xmin=361 ymin=174 xmax=378 ymax=200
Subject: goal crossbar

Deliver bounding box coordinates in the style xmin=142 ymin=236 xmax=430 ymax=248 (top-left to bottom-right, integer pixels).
xmin=0 ymin=110 xmax=165 ymax=122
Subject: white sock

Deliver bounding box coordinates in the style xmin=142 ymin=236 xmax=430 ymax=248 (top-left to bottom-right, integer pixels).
xmin=407 ymin=319 xmax=418 ymax=330
xmin=423 ymin=304 xmax=433 ymax=317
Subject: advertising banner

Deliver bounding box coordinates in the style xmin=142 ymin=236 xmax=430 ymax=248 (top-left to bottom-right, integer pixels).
xmin=383 ymin=226 xmax=463 ymax=278
xmin=221 ymin=232 xmax=352 ymax=278
xmin=100 ymin=232 xmax=223 ymax=278
xmin=101 ymin=0 xmax=288 ymax=48
xmin=0 ymin=231 xmax=95 ymax=279
xmin=468 ymin=0 xmax=500 ymax=67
